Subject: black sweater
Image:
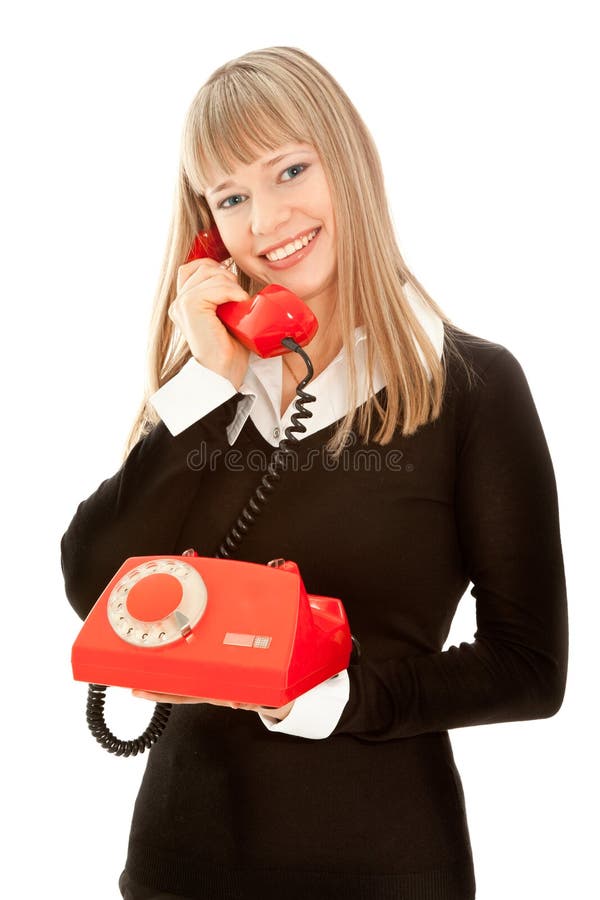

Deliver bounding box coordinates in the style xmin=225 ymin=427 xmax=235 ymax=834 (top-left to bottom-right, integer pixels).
xmin=60 ymin=324 xmax=568 ymax=900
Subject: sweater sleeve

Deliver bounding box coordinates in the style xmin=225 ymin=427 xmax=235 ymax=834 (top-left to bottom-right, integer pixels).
xmin=60 ymin=394 xmax=244 ymax=622
xmin=329 ymin=347 xmax=569 ymax=742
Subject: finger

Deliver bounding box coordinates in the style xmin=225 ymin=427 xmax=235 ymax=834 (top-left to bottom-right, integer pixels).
xmin=176 ymin=258 xmax=210 ymax=292
xmin=131 ymin=690 xmax=205 ymax=704
xmin=168 ymin=280 xmax=246 ymax=328
xmin=177 ymin=257 xmax=228 ymax=292
xmin=131 ymin=690 xmax=264 ymax=711
xmin=177 ymin=273 xmax=246 ymax=303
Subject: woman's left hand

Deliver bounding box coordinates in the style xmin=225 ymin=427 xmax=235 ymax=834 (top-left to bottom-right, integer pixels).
xmin=131 ymin=690 xmax=295 ymax=722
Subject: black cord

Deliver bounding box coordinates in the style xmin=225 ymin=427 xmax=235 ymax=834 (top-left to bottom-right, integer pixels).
xmin=85 ymin=339 xmax=359 ymax=755
xmin=86 ymin=683 xmax=172 ymax=758
xmin=215 ymin=338 xmax=316 ymax=560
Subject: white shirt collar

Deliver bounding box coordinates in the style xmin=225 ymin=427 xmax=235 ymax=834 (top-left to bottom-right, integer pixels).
xmin=227 ymin=282 xmax=445 ymax=447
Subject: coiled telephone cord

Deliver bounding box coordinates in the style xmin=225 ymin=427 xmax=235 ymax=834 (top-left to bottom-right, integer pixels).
xmin=86 ymin=338 xmax=359 ymax=756
xmin=216 ymin=338 xmax=315 ymax=559
xmin=86 ymin=683 xmax=172 ymax=758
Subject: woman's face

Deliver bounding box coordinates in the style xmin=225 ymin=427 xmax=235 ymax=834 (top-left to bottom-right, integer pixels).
xmin=202 ymin=141 xmax=337 ymax=308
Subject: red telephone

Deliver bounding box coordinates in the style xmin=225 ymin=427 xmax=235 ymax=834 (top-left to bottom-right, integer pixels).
xmin=72 ymin=553 xmax=351 ymax=708
xmin=70 ymin=227 xmax=359 ymax=757
xmin=186 ymin=228 xmax=318 ymax=358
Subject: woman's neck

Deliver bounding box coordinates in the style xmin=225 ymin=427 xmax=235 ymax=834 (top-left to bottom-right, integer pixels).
xmin=283 ymin=305 xmax=344 ymax=381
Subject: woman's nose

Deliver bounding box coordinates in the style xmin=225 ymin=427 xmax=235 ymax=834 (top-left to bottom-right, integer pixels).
xmin=250 ymin=192 xmax=291 ymax=238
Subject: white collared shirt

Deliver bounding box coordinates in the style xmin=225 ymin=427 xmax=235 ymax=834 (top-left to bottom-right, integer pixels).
xmin=149 ymin=282 xmax=445 ymax=738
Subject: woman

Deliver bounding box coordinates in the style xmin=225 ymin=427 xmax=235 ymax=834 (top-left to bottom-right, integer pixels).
xmin=60 ymin=46 xmax=568 ymax=899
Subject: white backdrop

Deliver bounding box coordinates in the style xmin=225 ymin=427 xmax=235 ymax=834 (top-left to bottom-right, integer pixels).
xmin=2 ymin=1 xmax=596 ymax=897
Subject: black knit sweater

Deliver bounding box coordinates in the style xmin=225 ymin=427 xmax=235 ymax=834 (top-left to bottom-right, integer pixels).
xmin=60 ymin=325 xmax=568 ymax=900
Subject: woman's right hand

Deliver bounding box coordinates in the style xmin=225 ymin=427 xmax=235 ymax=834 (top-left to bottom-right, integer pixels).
xmin=169 ymin=257 xmax=252 ymax=390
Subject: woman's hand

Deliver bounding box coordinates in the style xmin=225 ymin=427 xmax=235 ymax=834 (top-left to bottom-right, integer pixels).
xmin=169 ymin=257 xmax=252 ymax=390
xmin=132 ymin=690 xmax=295 ymax=722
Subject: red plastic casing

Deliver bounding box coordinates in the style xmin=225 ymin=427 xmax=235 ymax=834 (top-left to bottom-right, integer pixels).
xmin=71 ymin=555 xmax=351 ymax=707
xmin=185 ymin=229 xmax=318 ymax=358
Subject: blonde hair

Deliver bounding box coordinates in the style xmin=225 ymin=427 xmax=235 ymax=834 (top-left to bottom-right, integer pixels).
xmin=123 ymin=45 xmax=476 ymax=462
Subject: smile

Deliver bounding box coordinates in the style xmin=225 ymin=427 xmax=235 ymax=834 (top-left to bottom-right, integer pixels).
xmin=262 ymin=227 xmax=321 ymax=262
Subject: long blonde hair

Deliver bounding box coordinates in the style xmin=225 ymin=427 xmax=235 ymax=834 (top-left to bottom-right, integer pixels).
xmin=123 ymin=46 xmax=476 ymax=462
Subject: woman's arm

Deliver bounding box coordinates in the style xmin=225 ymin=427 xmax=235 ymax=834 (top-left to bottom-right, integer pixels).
xmin=329 ymin=347 xmax=569 ymax=741
xmin=60 ymin=393 xmax=244 ymax=621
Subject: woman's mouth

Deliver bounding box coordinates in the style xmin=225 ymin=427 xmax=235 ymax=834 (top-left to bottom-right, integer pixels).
xmin=260 ymin=227 xmax=321 ymax=270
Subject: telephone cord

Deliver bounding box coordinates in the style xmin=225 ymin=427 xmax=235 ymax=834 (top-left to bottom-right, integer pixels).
xmin=215 ymin=337 xmax=316 ymax=559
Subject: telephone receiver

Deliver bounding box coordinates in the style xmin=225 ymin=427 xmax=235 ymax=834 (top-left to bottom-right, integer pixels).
xmin=186 ymin=227 xmax=318 ymax=358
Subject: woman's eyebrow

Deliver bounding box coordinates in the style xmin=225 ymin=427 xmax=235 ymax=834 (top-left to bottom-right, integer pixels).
xmin=207 ymin=148 xmax=314 ymax=196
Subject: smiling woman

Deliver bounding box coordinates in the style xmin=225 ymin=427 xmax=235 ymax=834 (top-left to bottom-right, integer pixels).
xmin=60 ymin=44 xmax=568 ymax=900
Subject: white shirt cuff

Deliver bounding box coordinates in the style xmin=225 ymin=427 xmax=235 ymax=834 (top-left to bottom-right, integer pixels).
xmin=148 ymin=357 xmax=245 ymax=437
xmin=257 ymin=669 xmax=350 ymax=739
xmin=226 ymin=391 xmax=257 ymax=445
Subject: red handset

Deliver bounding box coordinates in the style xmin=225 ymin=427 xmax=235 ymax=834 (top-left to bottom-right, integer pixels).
xmin=186 ymin=229 xmax=318 ymax=358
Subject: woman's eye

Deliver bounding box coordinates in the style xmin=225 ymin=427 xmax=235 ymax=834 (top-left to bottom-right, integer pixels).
xmin=217 ymin=163 xmax=308 ymax=210
xmin=218 ymin=194 xmax=244 ymax=210
xmin=281 ymin=163 xmax=307 ymax=181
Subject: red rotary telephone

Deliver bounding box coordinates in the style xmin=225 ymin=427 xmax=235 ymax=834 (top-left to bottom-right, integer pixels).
xmin=70 ymin=226 xmax=360 ymax=757
xmin=71 ymin=553 xmax=352 ymax=708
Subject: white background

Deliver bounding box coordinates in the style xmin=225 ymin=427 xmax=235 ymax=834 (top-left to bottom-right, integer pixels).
xmin=1 ymin=1 xmax=596 ymax=897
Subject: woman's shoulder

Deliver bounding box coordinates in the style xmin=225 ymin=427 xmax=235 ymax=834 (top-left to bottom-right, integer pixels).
xmin=443 ymin=320 xmax=508 ymax=365
xmin=441 ymin=321 xmax=535 ymax=416
xmin=442 ymin=321 xmax=524 ymax=383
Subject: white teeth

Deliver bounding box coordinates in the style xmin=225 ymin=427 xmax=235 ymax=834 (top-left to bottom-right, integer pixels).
xmin=265 ymin=228 xmax=319 ymax=261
